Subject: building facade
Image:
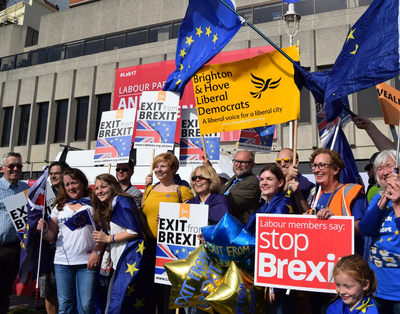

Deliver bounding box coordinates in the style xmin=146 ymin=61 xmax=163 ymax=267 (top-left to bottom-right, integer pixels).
xmin=0 ymin=0 xmax=394 ymax=178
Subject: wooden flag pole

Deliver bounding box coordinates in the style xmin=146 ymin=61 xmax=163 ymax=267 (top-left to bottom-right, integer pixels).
xmin=201 ymin=135 xmax=209 ymax=162
xmin=149 ymin=149 xmax=155 ymax=173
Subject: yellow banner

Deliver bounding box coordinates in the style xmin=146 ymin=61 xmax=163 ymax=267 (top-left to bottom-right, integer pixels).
xmin=376 ymin=82 xmax=400 ymax=126
xmin=192 ymin=46 xmax=300 ymax=134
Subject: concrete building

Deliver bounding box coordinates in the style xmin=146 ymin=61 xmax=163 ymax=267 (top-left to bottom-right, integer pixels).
xmin=0 ymin=0 xmax=393 ymax=179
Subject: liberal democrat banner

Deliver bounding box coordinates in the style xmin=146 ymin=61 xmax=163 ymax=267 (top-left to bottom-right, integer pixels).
xmin=134 ymin=91 xmax=180 ymax=150
xmin=94 ymin=109 xmax=136 ymax=164
xmin=4 ymin=183 xmax=56 ymax=241
xmin=254 ymin=215 xmax=353 ymax=293
xmin=193 ymin=46 xmax=300 ymax=134
xmin=376 ymin=82 xmax=400 ymax=126
xmin=155 ymin=202 xmax=208 ymax=285
xmin=180 ymin=108 xmax=220 ymax=166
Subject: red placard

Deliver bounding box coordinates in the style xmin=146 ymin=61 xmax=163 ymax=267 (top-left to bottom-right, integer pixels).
xmin=254 ymin=215 xmax=354 ymax=293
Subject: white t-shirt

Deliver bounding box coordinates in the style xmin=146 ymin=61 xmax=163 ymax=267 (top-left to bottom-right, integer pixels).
xmin=51 ymin=204 xmax=96 ymax=265
xmin=109 ymin=222 xmax=137 ymax=270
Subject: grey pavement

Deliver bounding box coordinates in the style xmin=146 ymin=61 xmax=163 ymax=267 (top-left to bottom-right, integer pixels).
xmin=8 ymin=294 xmax=46 ymax=314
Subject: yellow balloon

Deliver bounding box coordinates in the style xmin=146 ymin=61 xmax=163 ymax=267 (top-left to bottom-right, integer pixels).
xmin=164 ymin=245 xmax=226 ymax=313
xmin=206 ymin=262 xmax=265 ymax=314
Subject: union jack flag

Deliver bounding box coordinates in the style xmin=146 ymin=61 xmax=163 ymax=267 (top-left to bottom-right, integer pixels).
xmin=155 ymin=243 xmax=178 ymax=276
xmin=94 ymin=138 xmax=119 ymax=160
xmin=148 ymin=120 xmax=177 ymax=144
xmin=239 ymin=125 xmax=275 ymax=152
xmin=135 ymin=120 xmax=162 ymax=143
xmin=180 ymin=137 xmax=220 ymax=161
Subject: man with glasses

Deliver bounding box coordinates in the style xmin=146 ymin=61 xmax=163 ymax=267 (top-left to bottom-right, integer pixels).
xmin=0 ymin=152 xmax=30 ymax=314
xmin=276 ymin=148 xmax=315 ymax=214
xmin=220 ymin=150 xmax=260 ymax=225
xmin=115 ymin=159 xmax=142 ymax=209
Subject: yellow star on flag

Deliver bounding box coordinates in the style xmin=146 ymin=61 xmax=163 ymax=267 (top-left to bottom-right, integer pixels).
xmin=175 ymin=79 xmax=181 ymax=86
xmin=26 ymin=224 xmax=29 ymax=230
xmin=125 ymin=262 xmax=139 ymax=276
xmin=133 ymin=299 xmax=144 ymax=310
xmin=185 ymin=36 xmax=194 ymax=46
xmin=395 ymin=230 xmax=399 ymax=235
xmin=136 ymin=240 xmax=146 ymax=255
xmin=21 ymin=243 xmax=25 ymax=249
xmin=388 ymin=238 xmax=392 ymax=242
xmin=196 ymin=26 xmax=203 ymax=37
xmin=179 ymin=63 xmax=184 ymax=71
xmin=205 ymin=26 xmax=212 ymax=37
xmin=346 ymin=28 xmax=356 ymax=43
xmin=179 ymin=48 xmax=187 ymax=58
xmin=350 ymin=44 xmax=359 ymax=55
xmin=380 ymin=238 xmax=383 ymax=242
xmin=212 ymin=34 xmax=218 ymax=44
xmin=126 ymin=284 xmax=135 ymax=297
xmin=182 ymin=248 xmax=186 ymax=252
xmin=24 ymin=233 xmax=27 ymax=239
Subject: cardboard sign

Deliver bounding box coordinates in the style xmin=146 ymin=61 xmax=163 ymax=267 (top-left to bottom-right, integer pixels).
xmin=254 ymin=215 xmax=354 ymax=293
xmin=4 ymin=183 xmax=56 ymax=241
xmin=155 ymin=202 xmax=209 ymax=285
xmin=238 ymin=125 xmax=276 ymax=153
xmin=376 ymin=82 xmax=400 ymax=126
xmin=94 ymin=109 xmax=136 ymax=164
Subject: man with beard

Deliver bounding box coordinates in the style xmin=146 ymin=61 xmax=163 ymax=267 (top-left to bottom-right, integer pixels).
xmin=220 ymin=150 xmax=260 ymax=225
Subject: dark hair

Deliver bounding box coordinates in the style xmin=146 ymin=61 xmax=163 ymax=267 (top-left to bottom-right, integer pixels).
xmin=259 ymin=164 xmax=286 ymax=192
xmin=332 ymin=255 xmax=377 ymax=297
xmin=152 ymin=152 xmax=179 ymax=174
xmin=54 ymin=168 xmax=92 ymax=211
xmin=49 ymin=161 xmax=70 ymax=173
xmin=310 ymin=148 xmax=345 ymax=180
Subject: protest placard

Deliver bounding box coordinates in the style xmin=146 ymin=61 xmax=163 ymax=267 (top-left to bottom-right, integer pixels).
xmin=155 ymin=202 xmax=208 ymax=285
xmin=94 ymin=109 xmax=136 ymax=164
xmin=376 ymin=82 xmax=400 ymax=126
xmin=4 ymin=183 xmax=56 ymax=241
xmin=238 ymin=125 xmax=275 ymax=153
xmin=179 ymin=108 xmax=220 ymax=166
xmin=192 ymin=46 xmax=300 ymax=134
xmin=254 ymin=215 xmax=354 ymax=293
xmin=134 ymin=91 xmax=180 ymax=150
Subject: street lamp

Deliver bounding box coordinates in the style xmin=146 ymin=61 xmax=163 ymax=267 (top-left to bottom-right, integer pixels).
xmin=283 ymin=3 xmax=301 ymax=47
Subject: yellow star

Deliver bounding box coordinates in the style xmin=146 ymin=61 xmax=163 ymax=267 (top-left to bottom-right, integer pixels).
xmin=175 ymin=79 xmax=181 ymax=86
xmin=210 ymin=155 xmax=213 ymax=158
xmin=136 ymin=240 xmax=146 ymax=255
xmin=179 ymin=48 xmax=187 ymax=58
xmin=395 ymin=230 xmax=399 ymax=235
xmin=179 ymin=63 xmax=184 ymax=71
xmin=152 ymin=123 xmax=156 ymax=126
xmin=166 ymin=128 xmax=169 ymax=131
xmin=185 ymin=35 xmax=194 ymax=46
xmin=133 ymin=299 xmax=144 ymax=310
xmin=26 ymin=224 xmax=29 ymax=230
xmin=125 ymin=262 xmax=139 ymax=276
xmin=21 ymin=243 xmax=25 ymax=249
xmin=211 ymin=150 xmax=214 ymax=153
xmin=158 ymin=122 xmax=160 ymax=125
xmin=380 ymin=238 xmax=383 ymax=243
xmin=182 ymin=248 xmax=186 ymax=252
xmin=350 ymin=44 xmax=358 ymax=55
xmin=212 ymin=34 xmax=218 ymax=44
xmin=196 ymin=26 xmax=203 ymax=37
xmin=388 ymin=238 xmax=392 ymax=242
xmin=346 ymin=28 xmax=356 ymax=43
xmin=24 ymin=233 xmax=27 ymax=239
xmin=175 ymin=249 xmax=179 ymax=253
xmin=126 ymin=284 xmax=135 ymax=297
xmin=205 ymin=26 xmax=212 ymax=37
xmin=210 ymin=144 xmax=213 ymax=147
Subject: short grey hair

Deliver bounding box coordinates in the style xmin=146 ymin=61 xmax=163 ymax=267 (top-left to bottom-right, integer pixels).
xmin=373 ymin=150 xmax=396 ymax=189
xmin=1 ymin=152 xmax=22 ymax=167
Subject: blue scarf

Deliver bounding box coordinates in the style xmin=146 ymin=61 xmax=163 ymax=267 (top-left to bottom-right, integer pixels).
xmin=67 ymin=196 xmax=92 ymax=206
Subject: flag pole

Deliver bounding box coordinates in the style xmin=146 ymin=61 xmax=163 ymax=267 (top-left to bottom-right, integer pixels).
xmin=395 ymin=116 xmax=400 ymax=173
xmin=201 ymin=135 xmax=209 ymax=162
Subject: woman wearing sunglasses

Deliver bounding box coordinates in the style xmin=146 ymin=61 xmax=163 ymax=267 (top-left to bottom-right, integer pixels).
xmin=187 ymin=165 xmax=231 ymax=225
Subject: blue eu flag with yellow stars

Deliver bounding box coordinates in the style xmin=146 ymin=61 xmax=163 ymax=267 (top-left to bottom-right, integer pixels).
xmin=148 ymin=120 xmax=176 ymax=144
xmin=324 ymin=0 xmax=400 ymax=121
xmin=254 ymin=125 xmax=275 ymax=150
xmin=163 ymin=0 xmax=242 ymax=96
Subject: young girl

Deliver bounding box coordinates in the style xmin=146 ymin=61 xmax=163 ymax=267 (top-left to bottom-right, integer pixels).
xmin=328 ymin=255 xmax=379 ymax=314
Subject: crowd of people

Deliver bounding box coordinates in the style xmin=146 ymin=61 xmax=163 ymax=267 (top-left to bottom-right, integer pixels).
xmin=0 ymin=116 xmax=399 ymax=314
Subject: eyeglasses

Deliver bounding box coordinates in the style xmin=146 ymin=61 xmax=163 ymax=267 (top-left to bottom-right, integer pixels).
xmin=49 ymin=172 xmax=62 ymax=176
xmin=191 ymin=175 xmax=209 ymax=181
xmin=232 ymin=159 xmax=253 ymax=165
xmin=116 ymin=167 xmax=129 ymax=172
xmin=275 ymin=158 xmax=291 ymax=165
xmin=5 ymin=164 xmax=23 ymax=170
xmin=310 ymin=163 xmax=332 ymax=170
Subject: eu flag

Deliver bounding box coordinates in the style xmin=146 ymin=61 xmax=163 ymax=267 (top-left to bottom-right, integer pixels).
xmin=324 ymin=0 xmax=400 ymax=121
xmin=163 ymin=0 xmax=242 ymax=95
xmin=64 ymin=209 xmax=94 ymax=231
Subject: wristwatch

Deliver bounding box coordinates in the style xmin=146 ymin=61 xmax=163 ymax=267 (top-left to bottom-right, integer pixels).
xmin=93 ymin=250 xmax=101 ymax=256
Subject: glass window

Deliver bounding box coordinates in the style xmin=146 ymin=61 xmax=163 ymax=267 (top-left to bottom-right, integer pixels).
xmin=1 ymin=107 xmax=13 ymax=147
xmin=315 ymin=0 xmax=347 ymax=14
xmin=30 ymin=49 xmax=47 ymax=66
xmin=172 ymin=22 xmax=181 ymax=39
xmin=66 ymin=42 xmax=84 ymax=59
xmin=237 ymin=7 xmax=253 ymax=24
xmin=75 ymin=97 xmax=89 ymax=141
xmin=126 ymin=29 xmax=148 ymax=47
xmin=48 ymin=46 xmax=65 ymax=62
xmin=84 ymin=38 xmax=104 ymax=55
xmin=105 ymin=34 xmax=125 ymax=51
xmin=149 ymin=24 xmax=171 ymax=43
xmin=357 ymin=86 xmax=382 ymax=118
xmin=254 ymin=2 xmax=283 ymax=24
xmin=18 ymin=105 xmax=31 ymax=146
xmin=95 ymin=94 xmax=111 ymax=139
xmin=1 ymin=55 xmax=15 ymax=71
xmin=283 ymin=0 xmax=315 ymax=18
xmin=16 ymin=53 xmax=29 ymax=69
xmin=299 ymin=87 xmax=311 ymax=123
xmin=36 ymin=102 xmax=49 ymax=144
xmin=54 ymin=99 xmax=68 ymax=143
xmin=359 ymin=0 xmax=373 ymax=6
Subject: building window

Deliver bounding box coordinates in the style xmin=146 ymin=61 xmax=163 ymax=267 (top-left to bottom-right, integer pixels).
xmin=95 ymin=94 xmax=111 ymax=139
xmin=357 ymin=86 xmax=381 ymax=118
xmin=30 ymin=49 xmax=47 ymax=66
xmin=237 ymin=7 xmax=253 ymax=24
xmin=172 ymin=22 xmax=181 ymax=39
xmin=75 ymin=97 xmax=89 ymax=141
xmin=1 ymin=55 xmax=15 ymax=71
xmin=66 ymin=41 xmax=84 ymax=59
xmin=359 ymin=0 xmax=373 ymax=6
xmin=105 ymin=34 xmax=125 ymax=51
xmin=315 ymin=0 xmax=347 ymax=14
xmin=84 ymin=38 xmax=104 ymax=56
xmin=36 ymin=102 xmax=49 ymax=144
xmin=18 ymin=105 xmax=31 ymax=146
xmin=254 ymin=2 xmax=283 ymax=24
xmin=283 ymin=0 xmax=314 ymax=18
xmin=299 ymin=87 xmax=311 ymax=123
xmin=54 ymin=99 xmax=68 ymax=143
xmin=16 ymin=53 xmax=29 ymax=69
xmin=126 ymin=29 xmax=148 ymax=47
xmin=149 ymin=24 xmax=171 ymax=43
xmin=1 ymin=107 xmax=13 ymax=147
xmin=47 ymin=46 xmax=65 ymax=62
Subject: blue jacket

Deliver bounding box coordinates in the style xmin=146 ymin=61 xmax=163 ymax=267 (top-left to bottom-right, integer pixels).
xmin=187 ymin=193 xmax=231 ymax=225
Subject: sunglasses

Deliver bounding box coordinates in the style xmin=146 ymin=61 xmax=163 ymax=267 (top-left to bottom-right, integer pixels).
xmin=116 ymin=167 xmax=129 ymax=172
xmin=191 ymin=175 xmax=209 ymax=181
xmin=5 ymin=164 xmax=23 ymax=170
xmin=275 ymin=158 xmax=291 ymax=165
